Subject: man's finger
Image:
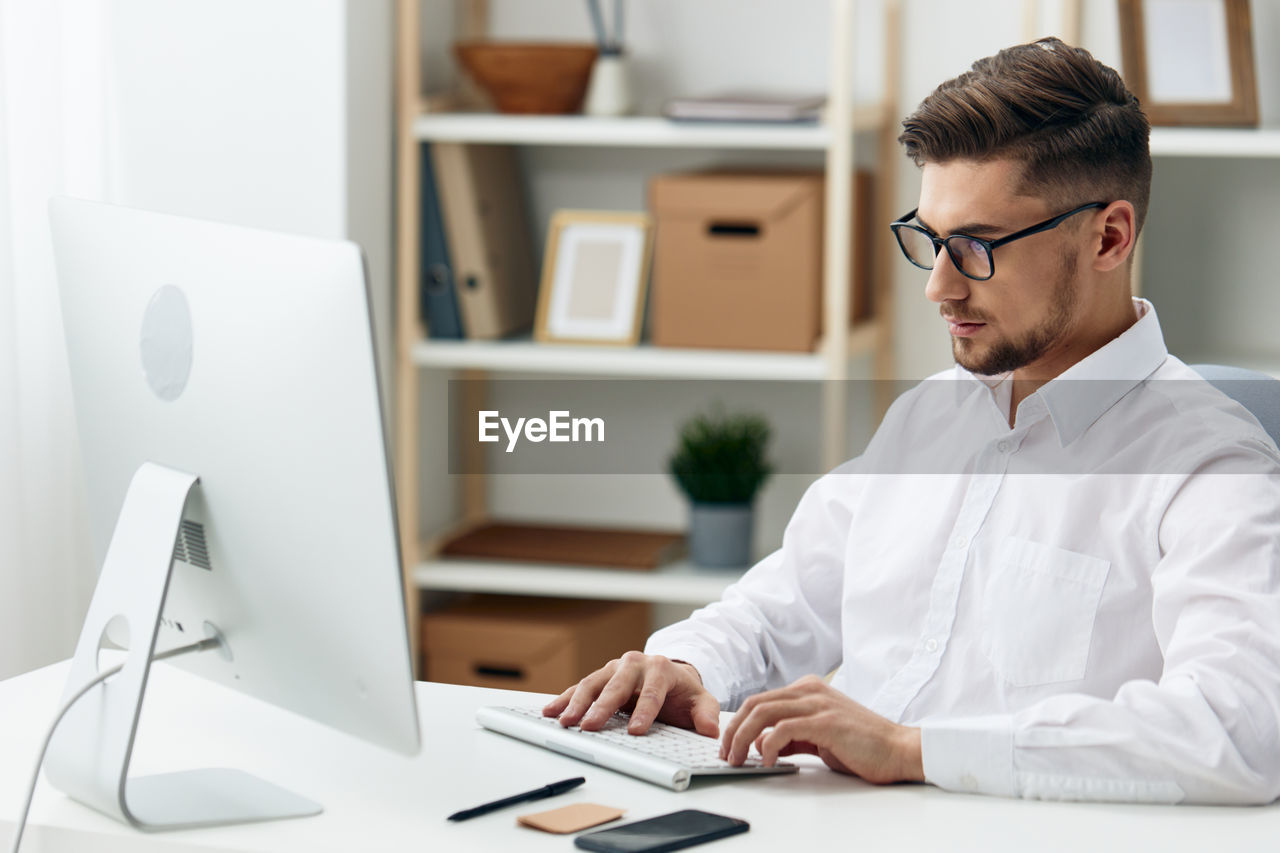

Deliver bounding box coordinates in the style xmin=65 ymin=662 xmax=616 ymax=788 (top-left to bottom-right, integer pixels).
xmin=689 ymin=692 xmax=721 ymax=739
xmin=557 ymin=662 xmax=618 ymax=727
xmin=580 ymin=654 xmax=646 ymax=730
xmin=758 ymin=718 xmax=822 ymax=767
xmin=542 ymin=684 xmax=576 ymax=717
xmin=775 ymin=740 xmax=820 ymax=757
xmin=625 ymin=666 xmax=673 ymax=734
xmin=722 ymin=697 xmax=814 ymax=765
xmin=717 ymin=690 xmax=766 ymax=759
xmin=719 ymin=690 xmax=800 ymax=760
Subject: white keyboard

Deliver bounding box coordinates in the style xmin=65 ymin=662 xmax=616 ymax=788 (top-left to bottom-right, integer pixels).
xmin=475 ymin=705 xmax=797 ymax=792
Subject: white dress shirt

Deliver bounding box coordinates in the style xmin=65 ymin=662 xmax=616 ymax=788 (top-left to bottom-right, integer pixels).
xmin=648 ymin=299 xmax=1280 ymax=804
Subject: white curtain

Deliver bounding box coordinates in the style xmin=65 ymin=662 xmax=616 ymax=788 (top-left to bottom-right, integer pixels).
xmin=0 ymin=1 xmax=110 ymax=679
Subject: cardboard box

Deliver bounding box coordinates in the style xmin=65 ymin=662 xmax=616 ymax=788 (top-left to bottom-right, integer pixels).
xmin=648 ymin=170 xmax=872 ymax=352
xmin=421 ymin=596 xmax=651 ymax=694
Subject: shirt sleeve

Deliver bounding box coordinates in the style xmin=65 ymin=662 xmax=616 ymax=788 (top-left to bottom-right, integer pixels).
xmin=645 ymin=459 xmax=859 ymax=711
xmin=922 ymin=442 xmax=1280 ymax=804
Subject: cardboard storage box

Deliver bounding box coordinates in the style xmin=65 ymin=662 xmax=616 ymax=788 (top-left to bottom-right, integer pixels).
xmin=648 ymin=170 xmax=872 ymax=352
xmin=422 ymin=596 xmax=651 ymax=694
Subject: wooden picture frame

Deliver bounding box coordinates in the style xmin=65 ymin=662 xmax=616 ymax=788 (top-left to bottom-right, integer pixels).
xmin=1118 ymin=0 xmax=1259 ymax=127
xmin=534 ymin=210 xmax=653 ymax=346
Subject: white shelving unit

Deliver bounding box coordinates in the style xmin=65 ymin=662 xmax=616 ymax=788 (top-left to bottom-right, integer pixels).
xmin=411 ymin=108 xmax=888 ymax=150
xmin=410 ymin=322 xmax=879 ymax=381
xmin=393 ymin=0 xmax=899 ymax=643
xmin=412 ymin=340 xmax=829 ymax=381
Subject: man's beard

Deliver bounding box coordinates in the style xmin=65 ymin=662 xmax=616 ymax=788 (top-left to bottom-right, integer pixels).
xmin=951 ymin=251 xmax=1078 ymax=376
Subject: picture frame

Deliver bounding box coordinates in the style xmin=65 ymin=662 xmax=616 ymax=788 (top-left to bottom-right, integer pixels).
xmin=1118 ymin=0 xmax=1259 ymax=127
xmin=534 ymin=210 xmax=653 ymax=346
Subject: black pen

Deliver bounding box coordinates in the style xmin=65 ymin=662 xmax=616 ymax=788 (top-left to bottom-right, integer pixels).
xmin=447 ymin=777 xmax=586 ymax=821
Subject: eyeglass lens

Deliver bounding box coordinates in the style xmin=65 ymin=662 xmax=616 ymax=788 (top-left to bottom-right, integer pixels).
xmin=897 ymin=228 xmax=993 ymax=279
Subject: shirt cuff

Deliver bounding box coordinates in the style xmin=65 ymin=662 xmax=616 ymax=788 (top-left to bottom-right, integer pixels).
xmin=920 ymin=715 xmax=1017 ymax=797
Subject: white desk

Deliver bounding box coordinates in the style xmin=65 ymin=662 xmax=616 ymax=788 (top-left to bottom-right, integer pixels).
xmin=2 ymin=659 xmax=1278 ymax=852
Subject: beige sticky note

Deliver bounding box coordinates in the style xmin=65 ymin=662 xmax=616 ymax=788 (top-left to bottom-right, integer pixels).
xmin=517 ymin=803 xmax=625 ymax=834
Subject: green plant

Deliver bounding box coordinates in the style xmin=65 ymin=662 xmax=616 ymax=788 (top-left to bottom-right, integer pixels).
xmin=668 ymin=408 xmax=772 ymax=504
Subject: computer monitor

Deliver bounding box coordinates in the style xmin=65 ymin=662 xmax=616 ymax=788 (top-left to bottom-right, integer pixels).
xmin=44 ymin=198 xmax=420 ymax=830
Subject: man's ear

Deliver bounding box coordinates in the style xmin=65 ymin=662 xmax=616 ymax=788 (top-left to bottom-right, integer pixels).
xmin=1094 ymin=201 xmax=1137 ymax=273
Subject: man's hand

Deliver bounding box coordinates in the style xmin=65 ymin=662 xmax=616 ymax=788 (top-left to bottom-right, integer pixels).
xmin=542 ymin=651 xmax=721 ymax=737
xmin=719 ymin=675 xmax=924 ymax=785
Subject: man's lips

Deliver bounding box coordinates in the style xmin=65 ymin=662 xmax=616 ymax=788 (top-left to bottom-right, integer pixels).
xmin=945 ymin=317 xmax=985 ymax=337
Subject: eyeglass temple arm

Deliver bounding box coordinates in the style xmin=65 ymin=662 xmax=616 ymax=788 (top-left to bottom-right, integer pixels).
xmin=986 ymin=202 xmax=1107 ymax=249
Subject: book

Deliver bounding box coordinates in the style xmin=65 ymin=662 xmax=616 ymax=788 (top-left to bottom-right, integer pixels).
xmin=662 ymin=93 xmax=826 ymax=123
xmin=439 ymin=522 xmax=685 ymax=571
xmin=419 ymin=144 xmax=464 ymax=339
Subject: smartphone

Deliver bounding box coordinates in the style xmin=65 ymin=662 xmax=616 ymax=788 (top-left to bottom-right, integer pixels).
xmin=573 ymin=809 xmax=749 ymax=853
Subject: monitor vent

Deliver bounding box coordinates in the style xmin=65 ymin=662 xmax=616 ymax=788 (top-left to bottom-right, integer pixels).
xmin=177 ymin=520 xmax=212 ymax=571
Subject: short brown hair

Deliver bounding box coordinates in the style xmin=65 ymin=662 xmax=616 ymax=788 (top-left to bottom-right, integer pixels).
xmin=899 ymin=38 xmax=1151 ymax=234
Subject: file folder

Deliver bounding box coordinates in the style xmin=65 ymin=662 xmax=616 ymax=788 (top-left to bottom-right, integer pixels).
xmin=432 ymin=143 xmax=537 ymax=340
xmin=420 ymin=144 xmax=464 ymax=339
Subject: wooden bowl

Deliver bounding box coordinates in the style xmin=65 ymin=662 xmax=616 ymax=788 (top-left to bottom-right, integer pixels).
xmin=455 ymin=42 xmax=599 ymax=114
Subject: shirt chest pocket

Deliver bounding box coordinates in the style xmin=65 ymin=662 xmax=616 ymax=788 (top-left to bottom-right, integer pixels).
xmin=980 ymin=537 xmax=1110 ymax=687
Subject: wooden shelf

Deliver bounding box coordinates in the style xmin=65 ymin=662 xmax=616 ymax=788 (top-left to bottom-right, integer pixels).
xmin=414 ymin=556 xmax=742 ymax=606
xmin=412 ymin=107 xmax=888 ymax=150
xmin=411 ymin=328 xmax=879 ymax=379
xmin=1149 ymin=127 xmax=1280 ymax=159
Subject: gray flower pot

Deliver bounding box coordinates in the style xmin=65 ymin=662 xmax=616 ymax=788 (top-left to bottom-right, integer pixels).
xmin=688 ymin=502 xmax=754 ymax=568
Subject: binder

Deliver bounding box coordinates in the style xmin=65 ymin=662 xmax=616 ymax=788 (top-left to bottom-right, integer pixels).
xmin=431 ymin=143 xmax=537 ymax=340
xmin=419 ymin=144 xmax=464 ymax=339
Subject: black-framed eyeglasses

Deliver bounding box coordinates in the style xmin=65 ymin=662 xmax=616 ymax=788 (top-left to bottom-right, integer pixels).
xmin=889 ymin=201 xmax=1107 ymax=281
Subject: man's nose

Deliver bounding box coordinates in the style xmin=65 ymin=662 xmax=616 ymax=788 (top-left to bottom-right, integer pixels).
xmin=924 ymin=247 xmax=971 ymax=304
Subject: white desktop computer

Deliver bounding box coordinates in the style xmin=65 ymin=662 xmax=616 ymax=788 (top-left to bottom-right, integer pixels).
xmin=43 ymin=198 xmax=420 ymax=831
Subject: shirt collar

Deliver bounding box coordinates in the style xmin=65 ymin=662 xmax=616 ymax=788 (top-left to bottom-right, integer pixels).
xmin=953 ymin=298 xmax=1170 ymax=446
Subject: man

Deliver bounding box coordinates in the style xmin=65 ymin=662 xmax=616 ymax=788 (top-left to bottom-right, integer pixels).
xmin=543 ymin=38 xmax=1280 ymax=803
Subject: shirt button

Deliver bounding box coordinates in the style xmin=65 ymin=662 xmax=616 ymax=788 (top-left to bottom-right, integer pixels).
xmin=996 ymin=440 xmax=1010 ymax=453
xmin=925 ymin=638 xmax=939 ymax=652
xmin=961 ymin=774 xmax=980 ymax=791
xmin=952 ymin=535 xmax=967 ymax=549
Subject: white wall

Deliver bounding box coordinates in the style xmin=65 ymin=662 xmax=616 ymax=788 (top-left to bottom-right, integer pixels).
xmin=0 ymin=0 xmax=393 ymax=679
xmin=416 ymin=0 xmax=1280 ymax=551
xmin=103 ymin=0 xmax=394 ymax=395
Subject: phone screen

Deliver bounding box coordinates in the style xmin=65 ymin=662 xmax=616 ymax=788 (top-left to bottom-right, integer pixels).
xmin=574 ymin=809 xmax=750 ymax=853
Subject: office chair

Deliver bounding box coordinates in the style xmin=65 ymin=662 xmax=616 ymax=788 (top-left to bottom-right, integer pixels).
xmin=1191 ymin=364 xmax=1280 ymax=446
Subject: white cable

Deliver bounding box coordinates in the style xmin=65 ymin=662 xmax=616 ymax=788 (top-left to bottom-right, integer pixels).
xmin=7 ymin=637 xmax=221 ymax=853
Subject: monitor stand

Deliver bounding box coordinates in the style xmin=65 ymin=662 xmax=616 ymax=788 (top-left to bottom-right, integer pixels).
xmin=44 ymin=462 xmax=323 ymax=830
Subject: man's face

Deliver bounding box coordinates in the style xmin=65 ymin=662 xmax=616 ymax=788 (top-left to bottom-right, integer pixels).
xmin=917 ymin=158 xmax=1085 ymax=377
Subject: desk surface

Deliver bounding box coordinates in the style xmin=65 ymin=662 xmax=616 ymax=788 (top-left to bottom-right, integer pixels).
xmin=2 ymin=659 xmax=1279 ymax=852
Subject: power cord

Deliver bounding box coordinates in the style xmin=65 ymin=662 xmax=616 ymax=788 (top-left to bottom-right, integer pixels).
xmin=7 ymin=637 xmax=222 ymax=853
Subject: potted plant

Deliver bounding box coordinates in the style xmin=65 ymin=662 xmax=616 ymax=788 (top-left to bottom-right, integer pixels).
xmin=668 ymin=408 xmax=772 ymax=568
